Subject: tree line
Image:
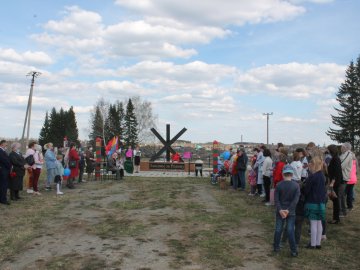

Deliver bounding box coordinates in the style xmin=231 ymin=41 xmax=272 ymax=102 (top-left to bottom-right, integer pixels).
xmin=88 ymin=96 xmax=157 ymax=148
xmin=327 ymin=55 xmax=360 ymax=154
xmin=39 ymin=106 xmax=79 ymax=147
xmin=38 ymin=96 xmax=156 ymax=148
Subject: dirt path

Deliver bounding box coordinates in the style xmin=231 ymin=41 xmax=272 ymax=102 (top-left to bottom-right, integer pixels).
xmin=1 ymin=178 xmax=278 ymax=270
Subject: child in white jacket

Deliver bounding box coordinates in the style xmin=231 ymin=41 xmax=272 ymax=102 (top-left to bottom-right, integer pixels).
xmin=54 ymin=155 xmax=64 ymax=195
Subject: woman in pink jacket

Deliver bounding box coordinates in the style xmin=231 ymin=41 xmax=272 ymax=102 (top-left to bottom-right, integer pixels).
xmin=345 ymin=154 xmax=358 ymax=211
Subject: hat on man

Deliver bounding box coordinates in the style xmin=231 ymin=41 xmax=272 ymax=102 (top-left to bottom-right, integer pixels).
xmin=282 ymin=164 xmax=294 ymax=174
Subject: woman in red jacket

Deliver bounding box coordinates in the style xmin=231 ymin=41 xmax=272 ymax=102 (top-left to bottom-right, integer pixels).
xmin=67 ymin=143 xmax=79 ymax=189
xmin=273 ymin=153 xmax=287 ymax=188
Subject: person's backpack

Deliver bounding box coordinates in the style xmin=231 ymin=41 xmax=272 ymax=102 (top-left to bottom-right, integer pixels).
xmin=25 ymin=155 xmax=35 ymax=166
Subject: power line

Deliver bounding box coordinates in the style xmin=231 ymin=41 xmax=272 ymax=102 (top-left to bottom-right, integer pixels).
xmin=263 ymin=112 xmax=273 ymax=145
xmin=21 ymin=71 xmax=41 ymax=150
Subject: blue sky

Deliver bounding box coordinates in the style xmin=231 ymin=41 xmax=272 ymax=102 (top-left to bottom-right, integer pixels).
xmin=0 ymin=0 xmax=359 ymax=145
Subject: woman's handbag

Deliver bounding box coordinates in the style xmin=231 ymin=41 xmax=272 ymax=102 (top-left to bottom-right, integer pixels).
xmin=69 ymin=160 xmax=77 ymax=168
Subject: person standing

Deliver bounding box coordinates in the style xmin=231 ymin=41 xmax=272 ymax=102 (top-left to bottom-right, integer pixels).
xmin=44 ymin=143 xmax=57 ymax=191
xmin=54 ymin=155 xmax=65 ymax=195
xmin=290 ymin=151 xmax=302 ymax=182
xmin=9 ymin=142 xmax=27 ymax=201
xmin=344 ymin=148 xmax=357 ymax=211
xmin=327 ymin=144 xmax=343 ymax=224
xmin=339 ymin=143 xmax=353 ymax=217
xmin=0 ymin=140 xmax=11 ymax=205
xmin=85 ymin=146 xmax=95 ymax=181
xmin=32 ymin=144 xmax=44 ymax=195
xmin=24 ymin=141 xmax=36 ymax=194
xmin=262 ymin=149 xmax=273 ymax=204
xmin=237 ymin=147 xmax=248 ymax=191
xmin=194 ymin=156 xmax=204 ymax=177
xmin=133 ymin=145 xmax=141 ymax=173
xmin=78 ymin=151 xmax=86 ymax=183
xmin=273 ymin=153 xmax=287 ymax=188
xmin=304 ymin=156 xmax=327 ymax=249
xmin=126 ymin=145 xmax=133 ymax=161
xmin=273 ymin=165 xmax=300 ymax=257
xmin=67 ymin=143 xmax=79 ymax=189
xmin=253 ymin=148 xmax=265 ymax=196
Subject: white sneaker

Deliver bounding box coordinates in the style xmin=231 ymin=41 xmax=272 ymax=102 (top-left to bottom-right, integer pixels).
xmin=57 ymin=191 xmax=64 ymax=195
xmin=33 ymin=191 xmax=42 ymax=196
xmin=265 ymin=202 xmax=273 ymax=206
xmin=321 ymin=235 xmax=327 ymax=241
xmin=260 ymin=193 xmax=266 ymax=197
xmin=248 ymin=193 xmax=255 ymax=196
xmin=27 ymin=189 xmax=34 ymax=194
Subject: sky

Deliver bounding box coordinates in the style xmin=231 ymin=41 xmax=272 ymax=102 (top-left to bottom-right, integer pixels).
xmin=0 ymin=0 xmax=359 ymax=145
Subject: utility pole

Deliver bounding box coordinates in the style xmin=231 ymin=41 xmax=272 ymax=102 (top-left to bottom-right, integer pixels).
xmin=263 ymin=112 xmax=273 ymax=145
xmin=21 ymin=71 xmax=41 ymax=151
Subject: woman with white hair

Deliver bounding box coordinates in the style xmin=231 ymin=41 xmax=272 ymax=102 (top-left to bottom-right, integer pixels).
xmin=44 ymin=143 xmax=56 ymax=191
xmin=32 ymin=143 xmax=44 ymax=195
xmin=339 ymin=142 xmax=353 ymax=217
xmin=9 ymin=142 xmax=27 ymax=200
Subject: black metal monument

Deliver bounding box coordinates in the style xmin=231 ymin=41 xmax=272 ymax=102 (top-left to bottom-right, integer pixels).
xmin=150 ymin=124 xmax=187 ymax=162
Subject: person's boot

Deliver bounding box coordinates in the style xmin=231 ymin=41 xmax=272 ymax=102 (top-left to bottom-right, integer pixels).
xmin=56 ymin=183 xmax=64 ymax=195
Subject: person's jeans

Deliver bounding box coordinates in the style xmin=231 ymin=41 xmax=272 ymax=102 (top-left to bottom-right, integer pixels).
xmin=46 ymin=168 xmax=55 ymax=187
xmin=263 ymin=176 xmax=271 ymax=202
xmin=274 ymin=214 xmax=297 ymax=254
xmin=232 ymin=174 xmax=239 ymax=190
xmin=238 ymin=170 xmax=246 ymax=190
xmin=339 ymin=183 xmax=347 ymax=215
xmin=345 ymin=184 xmax=354 ymax=209
xmin=195 ymin=167 xmax=203 ymax=177
xmin=32 ymin=168 xmax=41 ymax=192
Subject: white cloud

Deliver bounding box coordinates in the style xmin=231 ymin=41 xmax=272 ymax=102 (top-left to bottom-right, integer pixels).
xmin=115 ymin=0 xmax=306 ymax=26
xmin=278 ymin=116 xmax=319 ymax=123
xmin=0 ymin=48 xmax=53 ymax=65
xmin=44 ymin=6 xmax=103 ymax=37
xmin=288 ymin=0 xmax=334 ymax=4
xmin=235 ymin=62 xmax=345 ymax=98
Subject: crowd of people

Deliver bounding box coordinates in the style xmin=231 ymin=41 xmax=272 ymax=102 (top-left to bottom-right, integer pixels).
xmin=220 ymin=142 xmax=358 ymax=257
xmin=0 ymin=139 xmax=141 ymax=205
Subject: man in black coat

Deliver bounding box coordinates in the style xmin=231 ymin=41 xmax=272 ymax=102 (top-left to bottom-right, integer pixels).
xmin=0 ymin=140 xmax=11 ymax=205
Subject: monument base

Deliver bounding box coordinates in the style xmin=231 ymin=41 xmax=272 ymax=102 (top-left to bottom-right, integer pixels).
xmin=140 ymin=161 xmax=195 ymax=172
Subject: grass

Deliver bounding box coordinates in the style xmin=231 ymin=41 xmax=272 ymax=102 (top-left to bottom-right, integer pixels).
xmin=88 ymin=215 xmax=146 ymax=239
xmin=0 ymin=174 xmax=359 ymax=270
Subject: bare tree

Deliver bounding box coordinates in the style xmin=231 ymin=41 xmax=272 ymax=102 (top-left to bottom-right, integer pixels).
xmin=130 ymin=96 xmax=158 ymax=143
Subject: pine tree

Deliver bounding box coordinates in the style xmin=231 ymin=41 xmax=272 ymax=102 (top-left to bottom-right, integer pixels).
xmin=104 ymin=104 xmax=119 ymax=142
xmin=39 ymin=111 xmax=50 ymax=146
xmin=327 ymin=57 xmax=360 ymax=153
xmin=89 ymin=105 xmax=104 ymax=146
xmin=48 ymin=107 xmax=61 ymax=147
xmin=124 ymin=98 xmax=138 ymax=147
xmin=66 ymin=106 xmax=79 ymax=144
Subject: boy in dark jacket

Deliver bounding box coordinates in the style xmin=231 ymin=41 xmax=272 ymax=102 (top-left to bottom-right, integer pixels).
xmin=273 ymin=165 xmax=300 ymax=257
